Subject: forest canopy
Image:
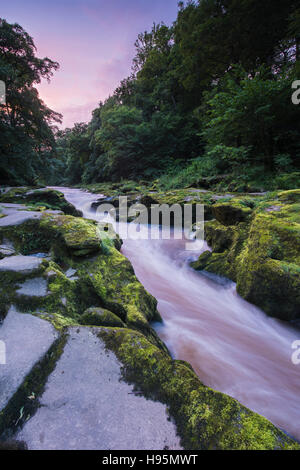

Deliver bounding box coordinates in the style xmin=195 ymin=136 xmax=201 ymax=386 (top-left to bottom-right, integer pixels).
xmin=1 ymin=0 xmax=300 ymax=191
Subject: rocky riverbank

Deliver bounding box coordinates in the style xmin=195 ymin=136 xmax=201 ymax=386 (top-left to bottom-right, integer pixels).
xmin=82 ymin=182 xmax=300 ymax=323
xmin=0 ymin=186 xmax=299 ymax=450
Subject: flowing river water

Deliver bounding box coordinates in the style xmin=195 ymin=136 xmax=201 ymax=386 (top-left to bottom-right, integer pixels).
xmin=54 ymin=187 xmax=300 ymax=441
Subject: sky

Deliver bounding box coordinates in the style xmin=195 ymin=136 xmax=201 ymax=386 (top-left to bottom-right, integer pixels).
xmin=1 ymin=0 xmax=179 ymax=128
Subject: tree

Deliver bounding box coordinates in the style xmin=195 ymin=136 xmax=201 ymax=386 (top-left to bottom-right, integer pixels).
xmin=201 ymin=67 xmax=300 ymax=172
xmin=0 ymin=19 xmax=61 ymax=184
xmin=174 ymin=0 xmax=296 ymax=100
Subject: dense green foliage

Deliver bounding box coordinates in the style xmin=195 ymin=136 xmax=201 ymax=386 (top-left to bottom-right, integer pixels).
xmin=0 ymin=19 xmax=61 ymax=185
xmin=1 ymin=1 xmax=300 ymax=190
xmin=60 ymin=0 xmax=300 ymax=191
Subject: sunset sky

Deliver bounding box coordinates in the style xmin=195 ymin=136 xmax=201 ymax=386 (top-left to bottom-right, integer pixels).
xmin=1 ymin=0 xmax=179 ymax=128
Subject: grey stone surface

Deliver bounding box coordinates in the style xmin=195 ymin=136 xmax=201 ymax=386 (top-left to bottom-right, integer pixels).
xmin=0 ymin=255 xmax=44 ymax=275
xmin=17 ymin=327 xmax=182 ymax=450
xmin=0 ymin=307 xmax=58 ymax=411
xmin=16 ymin=278 xmax=48 ymax=297
xmin=65 ymin=268 xmax=78 ymax=280
xmin=0 ymin=240 xmax=15 ymax=258
xmin=0 ymin=203 xmax=62 ymax=227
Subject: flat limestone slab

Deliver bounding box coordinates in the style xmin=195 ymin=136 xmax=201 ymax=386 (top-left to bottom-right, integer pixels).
xmin=0 ymin=255 xmax=43 ymax=275
xmin=0 ymin=203 xmax=62 ymax=227
xmin=0 ymin=307 xmax=58 ymax=411
xmin=17 ymin=327 xmax=182 ymax=450
xmin=16 ymin=278 xmax=48 ymax=297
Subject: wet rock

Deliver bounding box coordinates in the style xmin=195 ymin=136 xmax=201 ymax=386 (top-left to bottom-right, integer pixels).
xmin=190 ymin=250 xmax=212 ymax=271
xmin=16 ymin=327 xmax=182 ymax=450
xmin=81 ymin=307 xmax=125 ymax=328
xmin=0 ymin=307 xmax=58 ymax=412
xmin=97 ymin=328 xmax=299 ymax=450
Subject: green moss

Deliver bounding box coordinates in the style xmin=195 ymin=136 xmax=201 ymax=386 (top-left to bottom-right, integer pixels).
xmin=277 ymin=189 xmax=300 ymax=204
xmin=0 ymin=219 xmax=52 ymax=255
xmin=99 ymin=327 xmax=299 ymax=450
xmin=77 ymin=247 xmax=161 ymax=327
xmin=40 ymin=214 xmax=102 ymax=257
xmin=81 ymin=307 xmax=125 ymax=328
xmin=205 ymin=220 xmax=235 ymax=253
xmin=212 ymin=199 xmax=253 ymax=226
xmin=192 ymin=193 xmax=300 ymax=320
xmin=37 ymin=312 xmax=79 ymax=330
xmin=0 ymin=188 xmax=81 ymax=217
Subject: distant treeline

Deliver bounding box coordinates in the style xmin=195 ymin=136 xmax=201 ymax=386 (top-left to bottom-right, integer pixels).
xmin=1 ymin=1 xmax=300 ymax=190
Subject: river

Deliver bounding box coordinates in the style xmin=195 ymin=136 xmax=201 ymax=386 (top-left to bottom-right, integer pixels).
xmin=53 ymin=187 xmax=300 ymax=441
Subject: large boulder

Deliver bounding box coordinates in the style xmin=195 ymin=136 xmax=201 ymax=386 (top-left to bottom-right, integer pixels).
xmin=41 ymin=215 xmax=102 ymax=257
xmin=191 ymin=193 xmax=300 ymax=321
xmin=81 ymin=307 xmax=125 ymax=328
xmin=212 ymin=198 xmax=253 ymax=226
xmin=14 ymin=327 xmax=181 ymax=450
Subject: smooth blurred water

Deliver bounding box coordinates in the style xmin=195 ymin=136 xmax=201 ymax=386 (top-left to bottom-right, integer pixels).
xmin=55 ymin=187 xmax=300 ymax=441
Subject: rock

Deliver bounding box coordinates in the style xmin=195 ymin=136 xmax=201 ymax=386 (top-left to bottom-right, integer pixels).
xmin=83 ymin=247 xmax=161 ymax=328
xmin=64 ymin=268 xmax=77 ymax=279
xmin=0 ymin=203 xmax=62 ymax=228
xmin=41 ymin=215 xmax=102 ymax=257
xmin=0 ymin=188 xmax=82 ymax=217
xmin=191 ymin=194 xmax=300 ymax=321
xmin=0 ymin=239 xmax=15 ymax=259
xmin=190 ymin=250 xmax=212 ymax=271
xmin=96 ymin=328 xmax=299 ymax=450
xmin=16 ymin=278 xmax=48 ymax=298
xmin=139 ymin=195 xmax=159 ymax=208
xmin=212 ymin=199 xmax=253 ymax=225
xmin=0 ymin=255 xmax=44 ymax=276
xmin=205 ymin=220 xmax=235 ymax=253
xmin=0 ymin=206 xmax=44 ymax=227
xmin=0 ymin=440 xmax=27 ymax=450
xmin=0 ymin=307 xmax=58 ymax=412
xmin=16 ymin=327 xmax=182 ymax=450
xmin=81 ymin=307 xmax=125 ymax=328
xmin=277 ymin=189 xmax=300 ymax=204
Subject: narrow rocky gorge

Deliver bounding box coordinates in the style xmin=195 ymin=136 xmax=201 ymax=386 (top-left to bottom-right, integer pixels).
xmin=0 ymin=186 xmax=299 ymax=450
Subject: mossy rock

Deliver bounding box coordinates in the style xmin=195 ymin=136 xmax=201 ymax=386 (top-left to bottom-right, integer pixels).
xmin=81 ymin=307 xmax=125 ymax=328
xmin=190 ymin=251 xmax=212 ymax=271
xmin=277 ymin=189 xmax=300 ymax=204
xmin=205 ymin=220 xmax=235 ymax=253
xmin=192 ymin=197 xmax=300 ymax=320
xmin=78 ymin=247 xmax=161 ymax=328
xmin=237 ymin=258 xmax=300 ymax=321
xmin=99 ymin=327 xmax=299 ymax=450
xmin=40 ymin=214 xmax=102 ymax=257
xmin=0 ymin=188 xmax=81 ymax=217
xmin=212 ymin=199 xmax=253 ymax=226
